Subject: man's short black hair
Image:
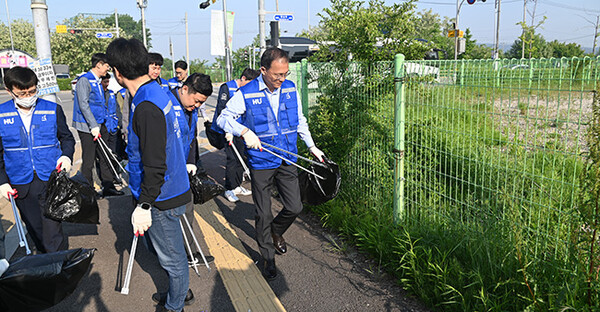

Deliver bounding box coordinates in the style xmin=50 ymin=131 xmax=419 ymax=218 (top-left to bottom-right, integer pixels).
xmin=4 ymin=66 xmax=38 ymax=91
xmin=106 ymin=38 xmax=149 ymax=80
xmin=148 ymin=52 xmax=164 ymax=66
xmin=92 ymin=53 xmax=108 ymax=68
xmin=174 ymin=60 xmax=188 ymax=70
xmin=240 ymin=68 xmax=260 ymax=81
xmin=101 ymin=73 xmax=111 ymax=80
xmin=260 ymin=48 xmax=289 ymax=70
xmin=182 ymin=73 xmax=212 ymax=97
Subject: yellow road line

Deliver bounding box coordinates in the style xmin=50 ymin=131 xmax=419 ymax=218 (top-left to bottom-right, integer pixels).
xmin=194 ymin=203 xmax=285 ymax=312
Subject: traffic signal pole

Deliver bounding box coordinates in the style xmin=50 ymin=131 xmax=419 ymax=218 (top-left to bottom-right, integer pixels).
xmin=30 ymin=0 xmax=56 ymax=102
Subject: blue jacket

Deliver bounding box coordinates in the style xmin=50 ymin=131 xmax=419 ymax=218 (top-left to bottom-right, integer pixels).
xmin=239 ymin=79 xmax=300 ymax=170
xmin=158 ymin=77 xmax=170 ymax=92
xmin=0 ymin=99 xmax=62 ymax=184
xmin=106 ymin=90 xmax=119 ymax=133
xmin=126 ymin=82 xmax=190 ymax=202
xmin=168 ymin=89 xmax=197 ymax=158
xmin=73 ymin=71 xmax=107 ymax=126
xmin=211 ymin=79 xmax=238 ymax=134
xmin=167 ymin=77 xmax=180 ymax=90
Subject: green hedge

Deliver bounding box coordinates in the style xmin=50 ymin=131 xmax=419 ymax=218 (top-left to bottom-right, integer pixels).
xmin=56 ymin=78 xmax=72 ymax=91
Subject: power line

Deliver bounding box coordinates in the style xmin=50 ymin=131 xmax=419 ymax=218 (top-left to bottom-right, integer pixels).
xmin=541 ymin=0 xmax=600 ymax=14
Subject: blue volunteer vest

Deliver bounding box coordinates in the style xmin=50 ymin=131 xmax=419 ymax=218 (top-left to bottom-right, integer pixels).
xmin=167 ymin=77 xmax=180 ymax=90
xmin=168 ymin=89 xmax=197 ymax=158
xmin=158 ymin=78 xmax=170 ymax=92
xmin=126 ymin=82 xmax=190 ymax=202
xmin=0 ymin=99 xmax=62 ymax=184
xmin=239 ymin=79 xmax=300 ymax=170
xmin=106 ymin=90 xmax=119 ymax=133
xmin=73 ymin=71 xmax=107 ymax=125
xmin=210 ymin=80 xmax=239 ymax=134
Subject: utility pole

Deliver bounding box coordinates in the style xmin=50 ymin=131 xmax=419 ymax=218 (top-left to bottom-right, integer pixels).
xmin=307 ymin=0 xmax=310 ymax=31
xmin=493 ymin=0 xmax=501 ymax=60
xmin=137 ymin=0 xmax=147 ymax=48
xmin=593 ymin=16 xmax=599 ymax=56
xmin=528 ymin=0 xmax=538 ymax=59
xmin=521 ymin=0 xmax=526 ymax=58
xmin=30 ymin=0 xmax=56 ymax=102
xmin=223 ymin=0 xmax=232 ymax=81
xmin=185 ymin=12 xmax=189 ymax=62
xmin=454 ymin=0 xmax=461 ymax=60
xmin=169 ymin=36 xmax=175 ymax=75
xmin=258 ymin=0 xmax=266 ymax=56
xmin=115 ymin=9 xmax=120 ymax=38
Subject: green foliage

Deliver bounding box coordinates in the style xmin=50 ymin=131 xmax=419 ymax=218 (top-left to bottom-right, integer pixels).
xmin=0 ymin=19 xmax=37 ymax=57
xmin=507 ymin=18 xmax=551 ymax=59
xmin=547 ymin=40 xmax=585 ymax=58
xmin=310 ymin=0 xmax=428 ymax=62
xmin=100 ymin=14 xmax=151 ymax=48
xmin=56 ymin=78 xmax=72 ymax=91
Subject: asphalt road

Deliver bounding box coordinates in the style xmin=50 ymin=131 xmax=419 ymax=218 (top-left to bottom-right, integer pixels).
xmin=1 ymin=87 xmax=431 ymax=312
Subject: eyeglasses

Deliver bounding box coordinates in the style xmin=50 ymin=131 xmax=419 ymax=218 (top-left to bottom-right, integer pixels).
xmin=12 ymin=88 xmax=37 ymax=98
xmin=270 ymin=71 xmax=290 ymax=80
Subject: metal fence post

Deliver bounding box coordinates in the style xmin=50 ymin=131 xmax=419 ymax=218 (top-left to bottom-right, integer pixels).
xmin=301 ymin=58 xmax=309 ymax=120
xmin=393 ymin=54 xmax=405 ymax=223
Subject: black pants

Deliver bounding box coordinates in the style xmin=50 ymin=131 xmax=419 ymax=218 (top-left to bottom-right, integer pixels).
xmin=251 ymin=163 xmax=303 ymax=260
xmin=225 ymin=137 xmax=246 ymax=190
xmin=14 ymin=174 xmax=68 ymax=253
xmin=79 ymin=124 xmax=116 ymax=190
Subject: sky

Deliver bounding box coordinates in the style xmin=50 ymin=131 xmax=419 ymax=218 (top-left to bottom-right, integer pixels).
xmin=1 ymin=0 xmax=599 ymax=63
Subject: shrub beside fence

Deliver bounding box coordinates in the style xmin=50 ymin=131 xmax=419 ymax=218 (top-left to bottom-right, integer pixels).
xmin=299 ymin=55 xmax=600 ymax=311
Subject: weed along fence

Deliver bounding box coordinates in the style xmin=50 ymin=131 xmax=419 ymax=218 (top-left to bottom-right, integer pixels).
xmin=294 ymin=55 xmax=600 ymax=311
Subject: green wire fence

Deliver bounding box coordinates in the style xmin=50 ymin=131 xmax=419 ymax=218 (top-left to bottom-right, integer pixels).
xmin=295 ymin=55 xmax=600 ymax=310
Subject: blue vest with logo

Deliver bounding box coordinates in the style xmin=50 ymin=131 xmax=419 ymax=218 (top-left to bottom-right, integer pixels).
xmin=126 ymin=82 xmax=190 ymax=201
xmin=106 ymin=90 xmax=119 ymax=133
xmin=73 ymin=71 xmax=107 ymax=125
xmin=168 ymin=89 xmax=197 ymax=158
xmin=158 ymin=78 xmax=170 ymax=92
xmin=167 ymin=77 xmax=180 ymax=90
xmin=211 ymin=80 xmax=239 ymax=135
xmin=0 ymin=99 xmax=62 ymax=184
xmin=239 ymin=79 xmax=299 ymax=170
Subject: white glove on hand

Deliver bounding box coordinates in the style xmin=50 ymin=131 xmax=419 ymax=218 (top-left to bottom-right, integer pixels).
xmin=225 ymin=132 xmax=234 ymax=143
xmin=309 ymin=146 xmax=325 ymax=162
xmin=90 ymin=127 xmax=101 ymax=140
xmin=0 ymin=259 xmax=8 ymax=277
xmin=56 ymin=156 xmax=72 ymax=173
xmin=186 ymin=164 xmax=197 ymax=175
xmin=0 ymin=183 xmax=16 ymax=200
xmin=242 ymin=129 xmax=262 ymax=150
xmin=131 ymin=204 xmax=152 ymax=235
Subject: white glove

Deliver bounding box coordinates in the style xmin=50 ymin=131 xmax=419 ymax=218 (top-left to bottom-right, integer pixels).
xmin=309 ymin=146 xmax=325 ymax=162
xmin=90 ymin=127 xmax=101 ymax=140
xmin=0 ymin=259 xmax=8 ymax=277
xmin=225 ymin=132 xmax=234 ymax=143
xmin=131 ymin=204 xmax=152 ymax=235
xmin=56 ymin=156 xmax=72 ymax=173
xmin=186 ymin=164 xmax=197 ymax=175
xmin=0 ymin=183 xmax=16 ymax=200
xmin=242 ymin=129 xmax=262 ymax=150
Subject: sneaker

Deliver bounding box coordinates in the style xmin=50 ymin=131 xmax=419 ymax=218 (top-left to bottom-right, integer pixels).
xmin=152 ymin=289 xmax=195 ymax=306
xmin=224 ymin=190 xmax=239 ymax=202
xmin=233 ymin=186 xmax=252 ymax=196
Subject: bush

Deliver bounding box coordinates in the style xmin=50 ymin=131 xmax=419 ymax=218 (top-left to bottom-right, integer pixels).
xmin=56 ymin=78 xmax=72 ymax=91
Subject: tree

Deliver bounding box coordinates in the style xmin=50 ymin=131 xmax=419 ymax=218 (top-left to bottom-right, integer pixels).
xmin=461 ymin=28 xmax=492 ymax=59
xmin=506 ymin=32 xmax=552 ymax=59
xmin=51 ymin=16 xmax=122 ymax=75
xmin=547 ymin=40 xmax=585 ymax=58
xmin=100 ymin=14 xmax=151 ymax=48
xmin=310 ymin=0 xmax=428 ymax=62
xmin=0 ymin=19 xmax=37 ymax=57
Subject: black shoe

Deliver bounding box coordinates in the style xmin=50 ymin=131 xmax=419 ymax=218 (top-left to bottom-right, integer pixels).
xmin=188 ymin=252 xmax=214 ymax=264
xmin=152 ymin=289 xmax=195 ymax=306
xmin=263 ymin=258 xmax=277 ymax=280
xmin=272 ymin=232 xmax=287 ymax=254
xmin=158 ymin=306 xmax=184 ymax=312
xmin=103 ymin=187 xmax=124 ymax=197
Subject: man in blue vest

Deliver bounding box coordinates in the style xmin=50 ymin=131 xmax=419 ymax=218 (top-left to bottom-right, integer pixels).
xmin=0 ymin=66 xmax=75 ymax=253
xmin=148 ymin=52 xmax=170 ymax=92
xmin=107 ymin=38 xmax=192 ymax=312
xmin=73 ymin=53 xmax=123 ymax=197
xmin=168 ymin=60 xmax=188 ymax=90
xmin=211 ymin=68 xmax=259 ymax=202
xmin=217 ymin=48 xmax=325 ymax=280
xmin=101 ymin=74 xmax=120 ymax=156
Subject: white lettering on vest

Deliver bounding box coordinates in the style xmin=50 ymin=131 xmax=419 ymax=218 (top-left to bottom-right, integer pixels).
xmin=3 ymin=118 xmax=14 ymax=125
xmin=42 ymin=115 xmax=47 ymax=122
xmin=252 ymin=98 xmax=262 ymax=105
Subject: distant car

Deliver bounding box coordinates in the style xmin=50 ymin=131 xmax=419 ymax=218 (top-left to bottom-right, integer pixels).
xmin=501 ymin=64 xmax=530 ymax=70
xmin=55 ymin=73 xmax=70 ymax=79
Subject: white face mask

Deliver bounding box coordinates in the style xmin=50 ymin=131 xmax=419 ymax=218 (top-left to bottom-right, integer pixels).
xmin=14 ymin=95 xmax=38 ymax=108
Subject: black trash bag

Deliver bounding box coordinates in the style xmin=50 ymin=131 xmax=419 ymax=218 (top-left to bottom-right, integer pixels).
xmin=299 ymin=157 xmax=341 ymax=206
xmin=0 ymin=248 xmax=95 ymax=312
xmin=204 ymin=121 xmax=226 ymax=150
xmin=45 ymin=170 xmax=100 ymax=224
xmin=189 ymin=171 xmax=225 ymax=204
